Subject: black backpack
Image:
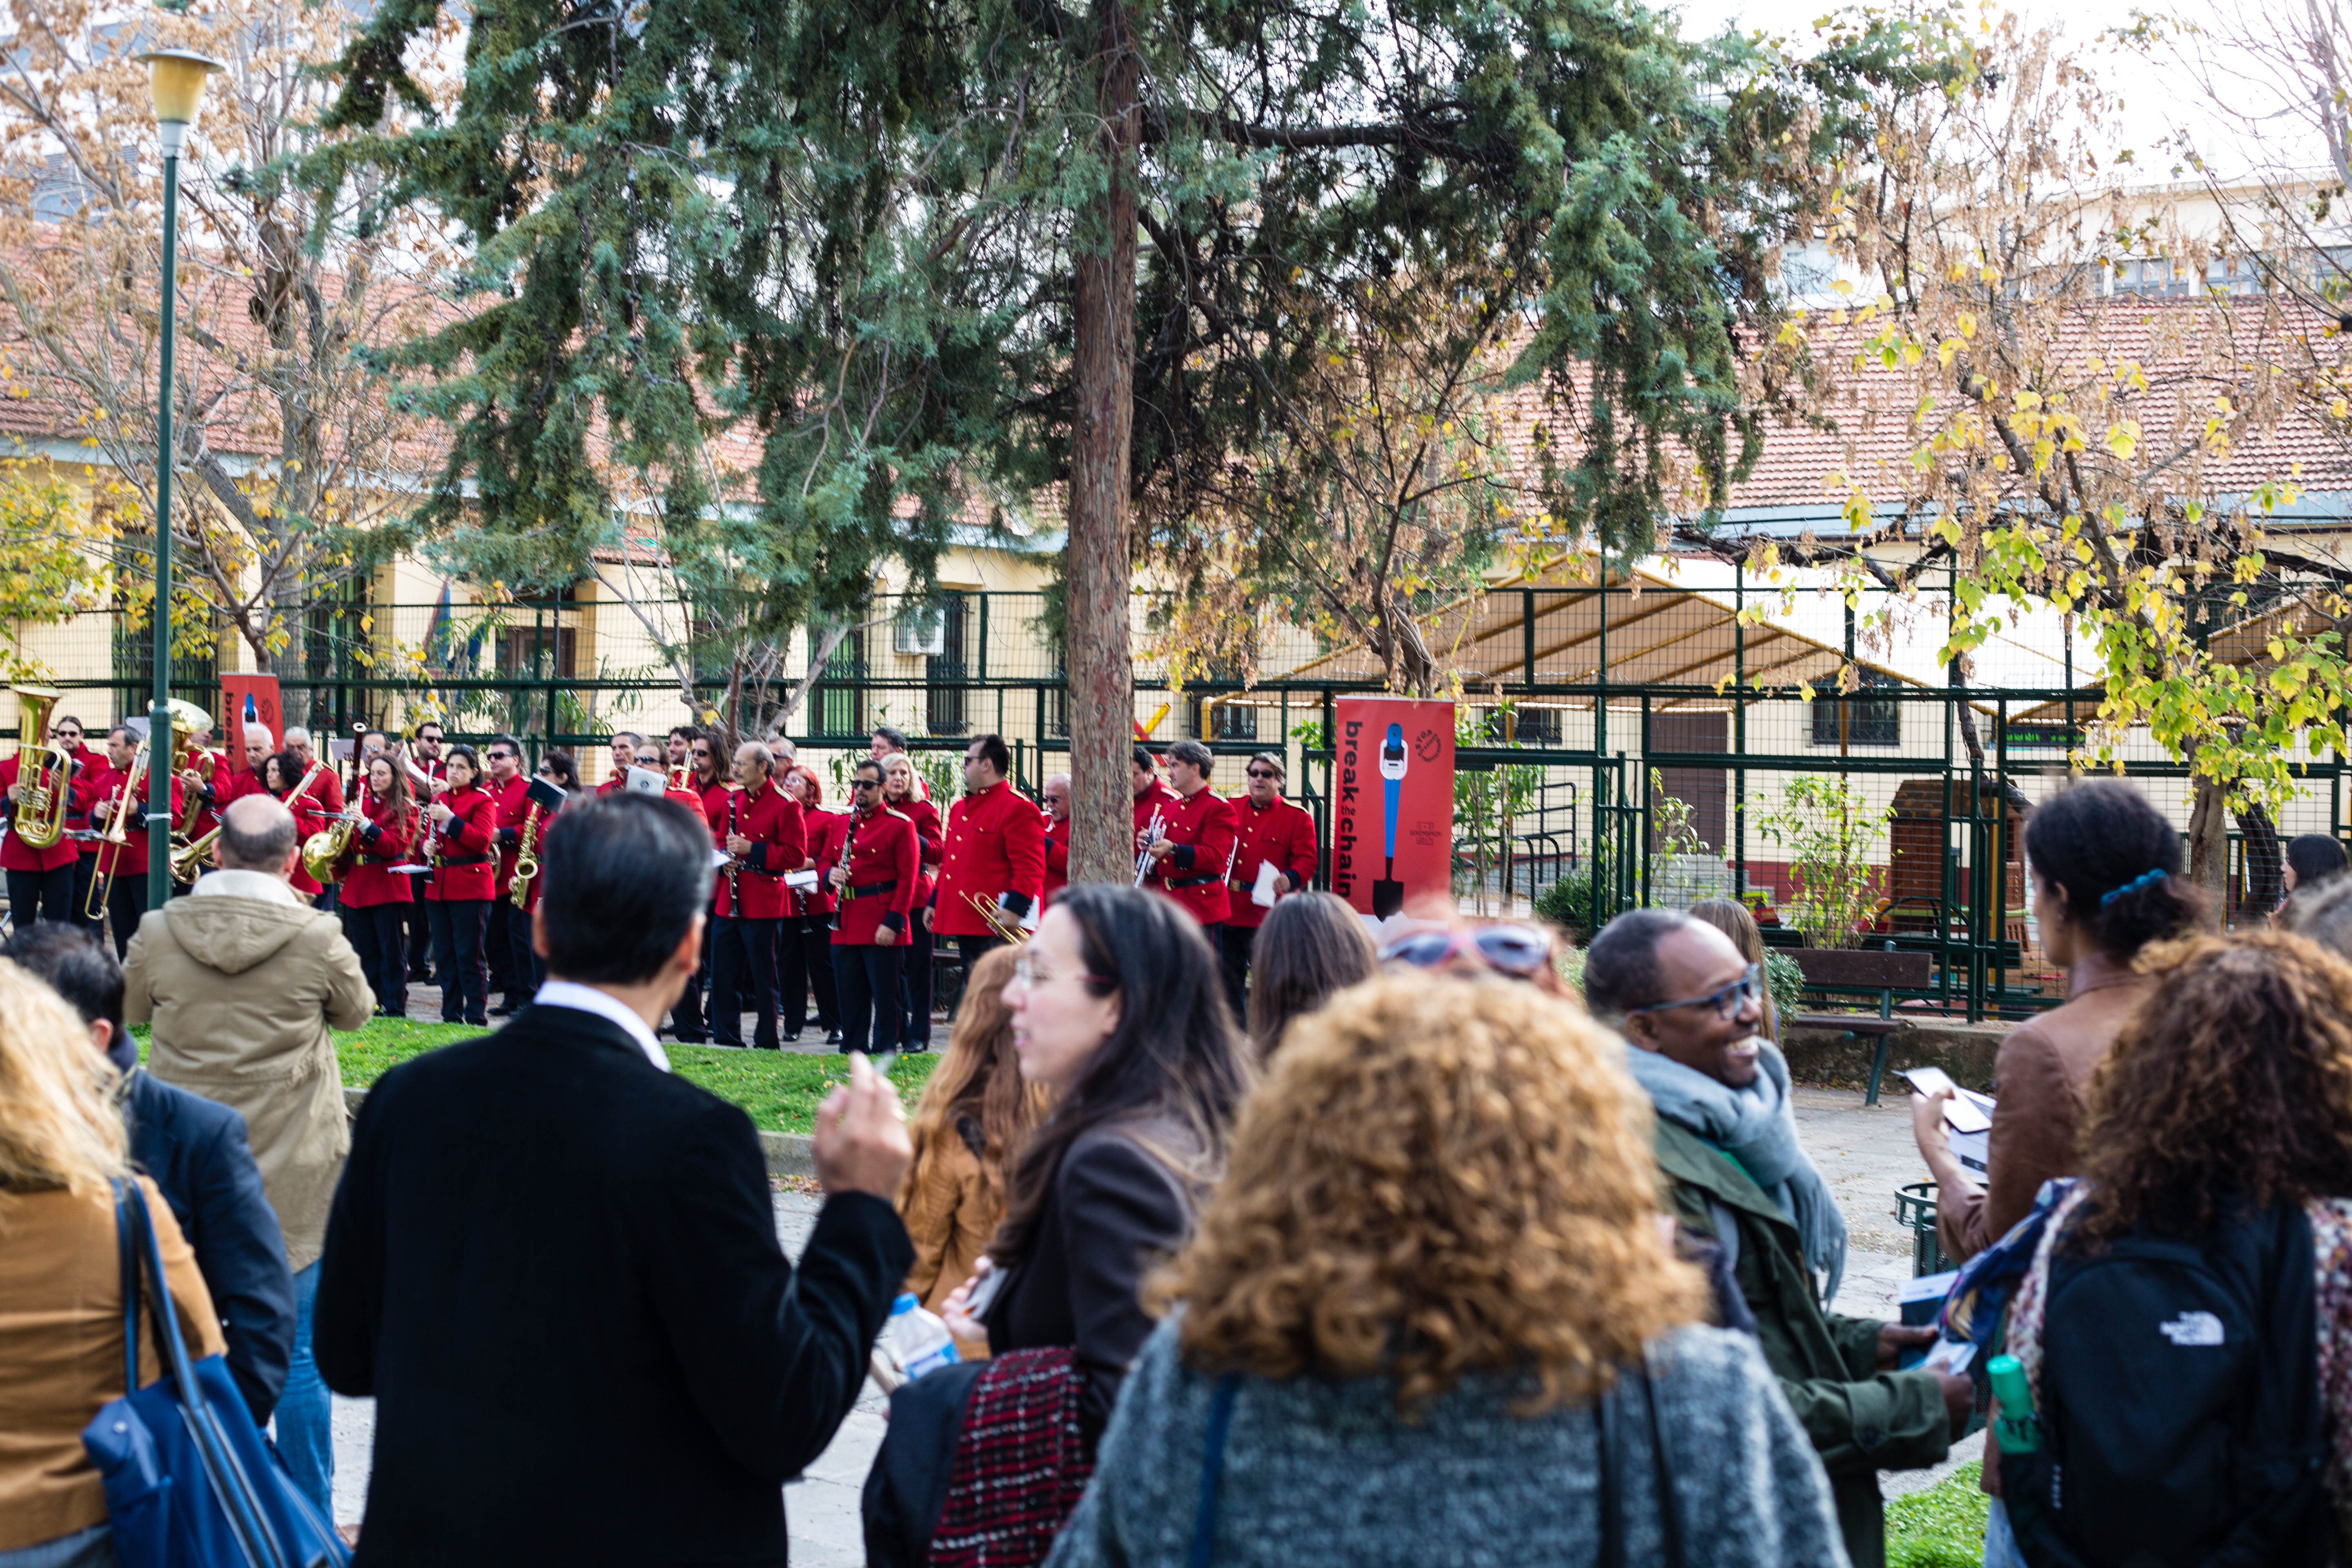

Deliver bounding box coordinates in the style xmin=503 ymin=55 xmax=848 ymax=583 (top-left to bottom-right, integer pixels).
xmin=1999 ymin=1200 xmax=2333 ymax=1568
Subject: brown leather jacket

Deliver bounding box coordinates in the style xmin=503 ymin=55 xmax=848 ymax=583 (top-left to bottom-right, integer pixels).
xmin=1936 ymin=950 xmax=2154 ymax=1264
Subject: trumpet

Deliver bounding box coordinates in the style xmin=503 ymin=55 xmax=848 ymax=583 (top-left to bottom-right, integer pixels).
xmin=964 ymin=890 xmax=1029 ymax=945
xmin=1133 ymin=807 xmax=1165 ymax=887
xmin=9 ymin=684 xmax=75 ymax=850
xmin=508 ymin=799 xmax=546 ymax=909
xmin=84 ymin=736 xmax=149 ymax=920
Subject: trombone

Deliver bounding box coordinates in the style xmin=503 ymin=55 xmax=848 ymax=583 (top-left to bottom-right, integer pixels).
xmin=84 ymin=735 xmax=149 ymax=921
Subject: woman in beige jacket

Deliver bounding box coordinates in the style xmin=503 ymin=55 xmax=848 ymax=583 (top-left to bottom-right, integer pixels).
xmin=895 ymin=945 xmax=1043 ymax=1348
xmin=0 ymin=960 xmax=223 ymax=1568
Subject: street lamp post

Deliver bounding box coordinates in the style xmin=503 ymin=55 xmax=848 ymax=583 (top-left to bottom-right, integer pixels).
xmin=134 ymin=49 xmax=222 ymax=909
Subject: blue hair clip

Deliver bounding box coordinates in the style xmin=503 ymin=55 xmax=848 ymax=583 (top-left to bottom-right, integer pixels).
xmin=2099 ymin=868 xmax=2168 ymax=908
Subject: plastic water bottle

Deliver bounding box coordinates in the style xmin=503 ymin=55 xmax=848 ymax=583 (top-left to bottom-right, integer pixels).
xmin=883 ymin=1293 xmax=962 ymax=1382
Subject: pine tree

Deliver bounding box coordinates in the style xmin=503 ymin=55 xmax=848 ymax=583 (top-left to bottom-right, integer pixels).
xmin=320 ymin=0 xmax=1964 ymax=879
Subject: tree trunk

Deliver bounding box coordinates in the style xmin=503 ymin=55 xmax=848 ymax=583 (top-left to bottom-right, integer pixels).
xmin=2186 ymin=768 xmax=2230 ymax=901
xmin=1063 ymin=0 xmax=1141 ymax=885
xmin=2235 ymin=798 xmax=2281 ymax=919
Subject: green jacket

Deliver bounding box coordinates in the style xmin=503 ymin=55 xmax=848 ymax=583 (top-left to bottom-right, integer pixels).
xmin=1655 ymin=1117 xmax=1949 ymax=1568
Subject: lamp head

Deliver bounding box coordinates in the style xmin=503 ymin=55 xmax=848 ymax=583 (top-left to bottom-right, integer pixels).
xmin=134 ymin=50 xmax=224 ymax=153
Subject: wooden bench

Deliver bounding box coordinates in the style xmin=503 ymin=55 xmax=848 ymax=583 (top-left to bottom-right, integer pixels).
xmin=1786 ymin=948 xmax=1936 ymax=1106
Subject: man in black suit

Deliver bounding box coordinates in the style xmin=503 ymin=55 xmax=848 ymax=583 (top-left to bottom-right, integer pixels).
xmin=316 ymin=792 xmax=915 ymax=1566
xmin=2 ymin=921 xmax=296 ymax=1425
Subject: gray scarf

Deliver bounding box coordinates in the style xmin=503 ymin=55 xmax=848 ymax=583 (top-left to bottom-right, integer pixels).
xmin=1625 ymin=1039 xmax=1847 ymax=1305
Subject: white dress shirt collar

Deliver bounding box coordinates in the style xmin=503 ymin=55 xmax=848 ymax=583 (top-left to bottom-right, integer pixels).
xmin=531 ymin=980 xmax=670 ymax=1072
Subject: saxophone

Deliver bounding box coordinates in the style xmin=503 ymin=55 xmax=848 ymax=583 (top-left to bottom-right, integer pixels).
xmin=508 ymin=798 xmax=546 ymax=909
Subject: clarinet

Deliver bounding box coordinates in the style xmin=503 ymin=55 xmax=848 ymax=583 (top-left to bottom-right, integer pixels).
xmin=830 ymin=810 xmax=858 ymax=933
xmin=725 ymin=787 xmax=742 ymax=910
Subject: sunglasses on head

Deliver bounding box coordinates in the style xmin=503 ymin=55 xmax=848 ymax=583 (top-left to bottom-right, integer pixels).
xmin=1379 ymin=922 xmax=1553 ymax=979
xmin=1625 ymin=962 xmax=1763 ymax=1021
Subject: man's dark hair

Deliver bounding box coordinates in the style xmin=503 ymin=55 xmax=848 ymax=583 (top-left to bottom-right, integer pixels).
xmin=3 ymin=921 xmax=124 ymax=1033
xmin=1580 ymin=908 xmax=1693 ymax=1023
xmin=108 ymin=724 xmax=137 ymax=746
xmin=539 ymin=794 xmax=717 ymax=984
xmin=543 ymin=751 xmax=581 ymax=790
xmin=667 ymin=724 xmax=698 ymax=744
xmin=1247 ymin=750 xmax=1286 ymax=780
xmin=1167 ymin=738 xmax=1214 ymax=774
xmin=486 ymin=733 xmax=523 ymax=762
xmin=2288 ymin=833 xmax=2349 ymax=893
xmin=1131 ymin=744 xmax=1158 ymax=771
xmin=872 ymin=724 xmax=909 ymax=752
xmin=416 ymin=721 xmax=445 ymax=739
xmin=218 ymin=793 xmax=300 ymax=872
xmin=971 ymin=733 xmax=1011 ymax=777
xmin=611 ymin=731 xmax=645 ymax=750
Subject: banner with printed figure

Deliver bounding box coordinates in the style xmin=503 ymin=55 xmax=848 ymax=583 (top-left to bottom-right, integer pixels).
xmin=220 ymin=675 xmax=282 ymax=779
xmin=1330 ymin=697 xmax=1454 ymax=921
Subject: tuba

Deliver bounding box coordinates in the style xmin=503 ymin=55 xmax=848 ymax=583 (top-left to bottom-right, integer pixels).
xmin=9 ymin=684 xmax=75 ymax=849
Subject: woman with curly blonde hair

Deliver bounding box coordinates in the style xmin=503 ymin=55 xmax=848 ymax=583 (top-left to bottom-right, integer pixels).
xmin=1044 ymin=973 xmax=1846 ymax=1568
xmin=0 ymin=960 xmax=224 ymax=1567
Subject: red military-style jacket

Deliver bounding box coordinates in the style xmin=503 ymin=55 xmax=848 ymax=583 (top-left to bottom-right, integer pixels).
xmin=339 ymin=787 xmax=416 ymax=908
xmin=93 ymin=765 xmax=187 ymax=881
xmin=708 ymin=777 xmax=807 ymax=921
xmin=424 ymin=784 xmax=498 ymax=902
xmin=0 ymin=752 xmax=87 ymax=873
xmin=488 ymin=773 xmax=532 ymax=898
xmin=897 ymin=795 xmax=944 ymax=910
xmin=1223 ymin=795 xmax=1321 ymax=931
xmin=798 ymin=809 xmax=848 ymax=920
xmin=1140 ymin=786 xmax=1239 ymax=926
xmin=178 ymin=749 xmax=234 ymax=847
xmin=825 ymin=804 xmax=920 ymax=947
xmin=268 ymin=768 xmax=335 ymax=896
xmin=1041 ymin=815 xmax=1069 ymax=906
xmin=1132 ymin=779 xmax=1179 ymax=844
xmin=934 ymin=780 xmax=1047 ymax=937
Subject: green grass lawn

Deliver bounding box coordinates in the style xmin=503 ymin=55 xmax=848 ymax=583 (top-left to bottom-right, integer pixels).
xmin=1887 ymin=1462 xmax=1990 ymax=1568
xmin=140 ymin=1017 xmax=939 ymax=1133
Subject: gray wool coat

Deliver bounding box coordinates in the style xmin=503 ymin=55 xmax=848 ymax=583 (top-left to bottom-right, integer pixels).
xmin=1044 ymin=1317 xmax=1850 ymax=1568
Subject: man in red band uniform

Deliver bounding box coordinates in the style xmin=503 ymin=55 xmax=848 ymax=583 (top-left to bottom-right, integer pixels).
xmin=826 ymin=758 xmax=920 ymax=1058
xmin=1220 ymin=749 xmax=1322 ymax=1020
xmin=1 ymin=712 xmax=87 ymax=926
xmin=933 ymin=734 xmax=1045 ymax=990
xmin=869 ymin=725 xmax=929 ymax=802
xmin=281 ymin=727 xmax=347 ymax=919
xmin=482 ymin=734 xmax=532 ymax=1016
xmin=90 ymin=725 xmax=188 ymax=959
xmin=53 ymin=712 xmax=107 ymax=937
xmin=1039 ymin=773 xmax=1070 ymax=907
xmin=666 ymin=730 xmax=731 ymax=1045
xmin=596 ymin=732 xmax=645 ymax=797
xmin=708 ymin=741 xmax=806 ymax=1051
xmin=1131 ymin=744 xmax=1178 ymax=856
xmin=176 ymin=733 xmax=234 ymax=876
xmin=1139 ymin=740 xmax=1238 ymax=942
xmin=401 ymin=722 xmax=449 ymax=987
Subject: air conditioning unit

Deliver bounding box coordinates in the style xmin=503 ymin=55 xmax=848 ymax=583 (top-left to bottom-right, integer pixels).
xmin=893 ymin=604 xmax=947 ymax=657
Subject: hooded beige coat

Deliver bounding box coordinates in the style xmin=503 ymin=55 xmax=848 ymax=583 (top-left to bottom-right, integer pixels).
xmin=127 ymin=881 xmax=374 ymax=1270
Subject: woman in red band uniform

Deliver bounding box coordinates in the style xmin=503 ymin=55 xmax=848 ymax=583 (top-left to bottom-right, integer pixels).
xmin=1217 ymin=750 xmax=1322 ymax=1022
xmin=881 ymin=753 xmax=944 ymax=1049
xmin=827 ymin=759 xmax=920 ymax=1058
xmin=781 ymin=764 xmax=842 ymax=1043
xmin=263 ymin=752 xmax=331 ymax=900
xmin=89 ymin=725 xmax=187 ymax=960
xmin=421 ymin=744 xmax=497 ymax=1027
xmin=339 ymin=755 xmax=416 ymax=1017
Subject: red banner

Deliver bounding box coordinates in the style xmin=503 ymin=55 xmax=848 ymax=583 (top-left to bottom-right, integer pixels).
xmin=1330 ymin=697 xmax=1454 ymax=921
xmin=219 ymin=675 xmax=281 ymax=778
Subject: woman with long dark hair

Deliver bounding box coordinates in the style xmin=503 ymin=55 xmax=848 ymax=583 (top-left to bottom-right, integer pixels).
xmin=339 ymin=754 xmax=415 ymax=1016
xmin=422 ymin=744 xmax=498 ymax=1027
xmin=897 ymin=945 xmax=1044 ymax=1341
xmin=940 ymin=884 xmax=1252 ymax=1452
xmin=1244 ymin=890 xmax=1377 ymax=1056
xmin=263 ymin=751 xmax=330 ymax=900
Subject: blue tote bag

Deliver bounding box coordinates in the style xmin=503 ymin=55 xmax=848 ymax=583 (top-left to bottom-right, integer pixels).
xmin=80 ymin=1179 xmax=350 ymax=1568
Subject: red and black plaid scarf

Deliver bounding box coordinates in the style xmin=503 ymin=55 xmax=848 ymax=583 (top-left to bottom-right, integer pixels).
xmin=927 ymin=1347 xmax=1092 ymax=1567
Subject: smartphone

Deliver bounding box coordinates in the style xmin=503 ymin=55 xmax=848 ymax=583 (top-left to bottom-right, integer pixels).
xmin=1899 ymin=1066 xmax=1991 ymax=1133
xmin=964 ymin=1266 xmax=1007 ymax=1320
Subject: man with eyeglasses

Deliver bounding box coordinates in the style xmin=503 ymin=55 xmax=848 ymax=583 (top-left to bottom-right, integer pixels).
xmin=1583 ymin=908 xmax=1967 ymax=1568
xmin=0 ymin=706 xmax=89 ymax=926
xmin=823 ymin=759 xmax=920 ymax=1058
xmin=1217 ymin=751 xmax=1320 ymax=1021
xmin=1039 ymin=773 xmax=1071 ymax=908
xmin=483 ymin=735 xmax=532 ymax=1014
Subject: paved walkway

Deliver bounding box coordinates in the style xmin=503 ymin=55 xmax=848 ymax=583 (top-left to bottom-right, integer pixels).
xmin=325 ymin=1083 xmax=1975 ymax=1550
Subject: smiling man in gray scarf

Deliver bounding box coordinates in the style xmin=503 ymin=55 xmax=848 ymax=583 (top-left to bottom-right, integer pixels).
xmin=1585 ymin=908 xmax=1969 ymax=1568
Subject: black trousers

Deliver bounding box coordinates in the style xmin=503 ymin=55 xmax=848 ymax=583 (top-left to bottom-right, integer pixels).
xmin=835 ymin=942 xmax=904 ymax=1058
xmin=105 ymin=874 xmax=149 ymax=962
xmin=7 ymin=862 xmax=77 ymax=929
xmin=1218 ymin=922 xmax=1256 ymax=1028
xmin=348 ymin=902 xmax=410 ymax=1014
xmin=669 ymin=919 xmax=713 ymax=1043
xmin=501 ymin=902 xmax=539 ymax=1008
xmin=486 ymin=893 xmax=514 ymax=1001
xmin=898 ymin=907 xmax=933 ymax=1048
xmin=313 ymin=882 xmax=339 ymax=914
xmin=407 ymin=900 xmax=433 ymax=980
xmin=69 ymin=855 xmax=102 ymax=937
xmin=427 ymin=898 xmax=490 ymax=1025
xmin=955 ymin=934 xmax=1007 ymax=1011
xmin=779 ymin=915 xmax=839 ymax=1033
xmin=711 ymin=916 xmax=784 ymax=1050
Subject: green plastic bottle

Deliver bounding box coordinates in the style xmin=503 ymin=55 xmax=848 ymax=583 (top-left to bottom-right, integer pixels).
xmin=1988 ymin=1354 xmax=2040 ymax=1454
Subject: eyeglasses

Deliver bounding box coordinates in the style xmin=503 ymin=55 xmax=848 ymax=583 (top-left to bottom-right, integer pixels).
xmin=1625 ymin=962 xmax=1764 ymax=1021
xmin=1379 ymin=922 xmax=1553 ymax=978
xmin=1011 ymin=954 xmax=1113 ymax=989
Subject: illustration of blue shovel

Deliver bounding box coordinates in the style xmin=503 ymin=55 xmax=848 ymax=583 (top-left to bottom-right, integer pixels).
xmin=1374 ymin=722 xmax=1407 ymax=917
